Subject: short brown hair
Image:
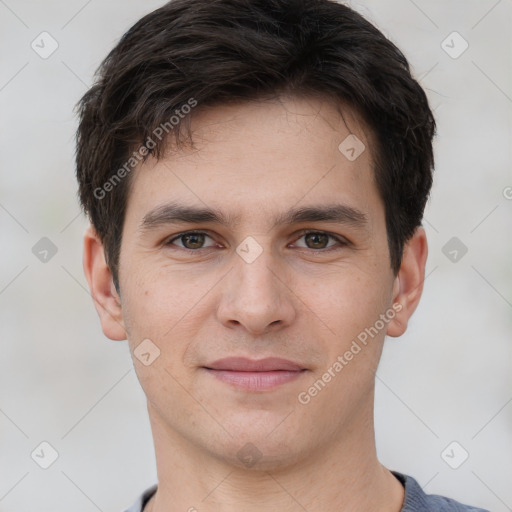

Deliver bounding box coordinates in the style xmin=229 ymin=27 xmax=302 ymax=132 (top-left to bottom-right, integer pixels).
xmin=75 ymin=0 xmax=436 ymax=291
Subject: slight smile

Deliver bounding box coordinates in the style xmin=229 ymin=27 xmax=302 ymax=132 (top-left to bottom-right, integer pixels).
xmin=202 ymin=357 xmax=309 ymax=392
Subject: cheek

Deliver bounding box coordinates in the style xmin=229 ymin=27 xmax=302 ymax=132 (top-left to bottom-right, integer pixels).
xmin=304 ymin=267 xmax=389 ymax=341
xmin=121 ymin=272 xmax=179 ymax=347
xmin=121 ymin=268 xmax=213 ymax=371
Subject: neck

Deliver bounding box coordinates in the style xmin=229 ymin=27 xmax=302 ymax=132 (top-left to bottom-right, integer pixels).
xmin=144 ymin=395 xmax=404 ymax=512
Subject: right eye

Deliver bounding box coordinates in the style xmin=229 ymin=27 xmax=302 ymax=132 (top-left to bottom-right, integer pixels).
xmin=165 ymin=231 xmax=218 ymax=251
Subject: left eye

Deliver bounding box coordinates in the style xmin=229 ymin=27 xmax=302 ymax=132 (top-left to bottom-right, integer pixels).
xmin=292 ymin=231 xmax=345 ymax=250
xmin=165 ymin=230 xmax=346 ymax=251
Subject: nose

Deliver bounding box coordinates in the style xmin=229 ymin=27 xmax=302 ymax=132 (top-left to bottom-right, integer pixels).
xmin=216 ymin=246 xmax=296 ymax=336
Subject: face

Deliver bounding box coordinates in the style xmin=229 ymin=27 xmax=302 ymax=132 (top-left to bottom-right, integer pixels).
xmin=86 ymin=95 xmax=425 ymax=470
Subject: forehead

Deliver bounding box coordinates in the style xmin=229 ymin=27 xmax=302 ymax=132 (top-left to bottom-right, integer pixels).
xmin=123 ymin=95 xmax=382 ymax=231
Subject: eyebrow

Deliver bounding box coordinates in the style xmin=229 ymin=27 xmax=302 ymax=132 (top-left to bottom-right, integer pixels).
xmin=138 ymin=201 xmax=368 ymax=234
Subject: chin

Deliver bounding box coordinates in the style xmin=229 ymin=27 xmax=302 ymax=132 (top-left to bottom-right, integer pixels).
xmin=219 ymin=439 xmax=305 ymax=473
xmin=205 ymin=421 xmax=307 ymax=471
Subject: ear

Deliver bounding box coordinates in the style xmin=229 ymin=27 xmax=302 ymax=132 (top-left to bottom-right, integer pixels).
xmin=386 ymin=226 xmax=428 ymax=338
xmin=82 ymin=224 xmax=127 ymax=341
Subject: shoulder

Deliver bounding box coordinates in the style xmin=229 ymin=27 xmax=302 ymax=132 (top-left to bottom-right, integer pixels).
xmin=123 ymin=483 xmax=157 ymax=512
xmin=123 ymin=475 xmax=490 ymax=512
xmin=393 ymin=471 xmax=490 ymax=512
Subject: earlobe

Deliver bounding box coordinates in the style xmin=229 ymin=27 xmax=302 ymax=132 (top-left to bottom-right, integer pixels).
xmin=386 ymin=227 xmax=428 ymax=338
xmin=82 ymin=224 xmax=127 ymax=341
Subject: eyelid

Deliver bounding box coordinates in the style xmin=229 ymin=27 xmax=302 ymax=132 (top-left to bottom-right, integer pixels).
xmin=291 ymin=229 xmax=350 ymax=250
xmin=165 ymin=229 xmax=350 ymax=250
xmin=165 ymin=230 xmax=218 ymax=249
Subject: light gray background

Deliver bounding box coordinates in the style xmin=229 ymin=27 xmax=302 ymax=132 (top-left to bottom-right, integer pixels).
xmin=0 ymin=1 xmax=511 ymax=511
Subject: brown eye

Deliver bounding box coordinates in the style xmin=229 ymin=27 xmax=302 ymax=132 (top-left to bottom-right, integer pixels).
xmin=293 ymin=231 xmax=346 ymax=251
xmin=304 ymin=232 xmax=330 ymax=249
xmin=167 ymin=231 xmax=216 ymax=250
xmin=181 ymin=233 xmax=205 ymax=249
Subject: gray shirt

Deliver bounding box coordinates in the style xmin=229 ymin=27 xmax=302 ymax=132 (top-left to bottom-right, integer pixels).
xmin=123 ymin=471 xmax=490 ymax=511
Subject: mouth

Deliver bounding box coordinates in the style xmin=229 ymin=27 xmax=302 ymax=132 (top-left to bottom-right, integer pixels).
xmin=202 ymin=357 xmax=308 ymax=392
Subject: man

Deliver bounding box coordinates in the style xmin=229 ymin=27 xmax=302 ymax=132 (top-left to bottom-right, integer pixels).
xmin=74 ymin=0 xmax=489 ymax=510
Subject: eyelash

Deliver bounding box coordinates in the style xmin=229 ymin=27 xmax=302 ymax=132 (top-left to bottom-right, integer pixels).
xmin=165 ymin=229 xmax=349 ymax=253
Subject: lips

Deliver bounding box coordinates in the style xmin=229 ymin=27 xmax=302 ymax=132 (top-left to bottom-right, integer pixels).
xmin=204 ymin=357 xmax=305 ymax=372
xmin=202 ymin=357 xmax=307 ymax=391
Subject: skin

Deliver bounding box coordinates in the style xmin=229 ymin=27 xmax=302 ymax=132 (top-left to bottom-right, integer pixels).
xmin=83 ymin=95 xmax=428 ymax=512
